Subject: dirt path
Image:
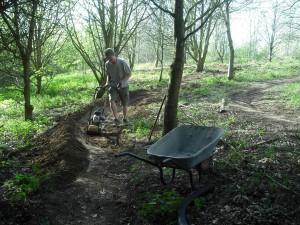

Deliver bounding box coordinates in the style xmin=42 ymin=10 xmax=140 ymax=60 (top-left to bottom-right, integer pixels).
xmin=28 ymin=122 xmax=131 ymax=225
xmin=22 ymin=89 xmax=159 ymax=225
xmin=228 ymin=75 xmax=300 ymax=130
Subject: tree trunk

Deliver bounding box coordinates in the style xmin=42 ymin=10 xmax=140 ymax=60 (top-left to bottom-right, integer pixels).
xmin=23 ymin=59 xmax=33 ymax=120
xmin=36 ymin=48 xmax=43 ymax=94
xmin=269 ymin=38 xmax=274 ymax=62
xmin=228 ymin=45 xmax=234 ymax=79
xmin=159 ymin=41 xmax=164 ymax=82
xmin=36 ymin=75 xmax=42 ymax=94
xmin=269 ymin=46 xmax=273 ymax=62
xmin=163 ymin=0 xmax=184 ymax=135
xmin=197 ymin=21 xmax=213 ymax=73
xmin=155 ymin=48 xmax=159 ymax=67
xmin=224 ymin=2 xmax=234 ymax=80
xmin=129 ymin=52 xmax=136 ymax=70
xmin=196 ymin=59 xmax=204 ymax=72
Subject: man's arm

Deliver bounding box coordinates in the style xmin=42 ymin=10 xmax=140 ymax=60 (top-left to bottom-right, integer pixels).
xmin=105 ymin=63 xmax=110 ymax=87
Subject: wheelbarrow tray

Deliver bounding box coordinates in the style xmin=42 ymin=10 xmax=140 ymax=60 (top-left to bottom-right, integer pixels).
xmin=147 ymin=125 xmax=224 ymax=170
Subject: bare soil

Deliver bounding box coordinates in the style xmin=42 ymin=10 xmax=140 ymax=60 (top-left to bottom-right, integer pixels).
xmin=1 ymin=76 xmax=300 ymax=225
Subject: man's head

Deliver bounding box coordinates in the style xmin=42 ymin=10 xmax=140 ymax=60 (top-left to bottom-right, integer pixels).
xmin=104 ymin=48 xmax=116 ymax=63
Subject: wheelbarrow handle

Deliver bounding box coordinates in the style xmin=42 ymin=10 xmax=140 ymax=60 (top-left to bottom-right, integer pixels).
xmin=115 ymin=152 xmax=159 ymax=168
xmin=116 ymin=152 xmax=177 ymax=186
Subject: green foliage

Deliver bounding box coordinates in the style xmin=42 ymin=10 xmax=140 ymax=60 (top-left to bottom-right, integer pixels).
xmin=281 ymin=83 xmax=300 ymax=107
xmin=138 ymin=190 xmax=183 ymax=223
xmin=234 ymin=59 xmax=300 ymax=82
xmin=221 ymin=115 xmax=236 ymax=129
xmin=181 ymin=71 xmax=241 ymax=104
xmin=2 ymin=164 xmax=47 ymax=203
xmin=225 ymin=139 xmax=247 ymax=164
xmin=52 ymin=37 xmax=84 ymax=73
xmin=0 ymin=160 xmax=18 ymax=169
xmin=0 ymin=72 xmax=96 ymax=147
xmin=193 ymin=197 xmax=205 ymax=210
xmin=133 ymin=117 xmax=152 ymax=138
xmin=0 ymin=143 xmax=9 ymax=152
xmin=264 ymin=145 xmax=277 ymax=160
xmin=2 ymin=120 xmax=40 ymax=148
xmin=130 ymin=69 xmax=169 ymax=91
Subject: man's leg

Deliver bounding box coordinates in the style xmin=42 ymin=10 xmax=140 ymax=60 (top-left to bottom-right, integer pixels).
xmin=119 ymin=87 xmax=129 ymax=122
xmin=122 ymin=105 xmax=127 ymax=120
xmin=108 ymin=87 xmax=120 ymax=124
xmin=110 ymin=100 xmax=118 ymax=120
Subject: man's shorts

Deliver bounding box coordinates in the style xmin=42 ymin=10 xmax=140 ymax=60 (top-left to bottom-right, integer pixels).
xmin=108 ymin=86 xmax=129 ymax=106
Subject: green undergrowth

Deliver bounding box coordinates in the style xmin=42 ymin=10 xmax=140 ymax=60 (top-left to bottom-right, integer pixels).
xmin=2 ymin=59 xmax=298 ymax=148
xmin=281 ymin=83 xmax=300 ymax=107
xmin=137 ymin=190 xmax=183 ymax=224
xmin=130 ymin=69 xmax=169 ymax=91
xmin=2 ymin=164 xmax=48 ymax=203
xmin=0 ymin=72 xmax=96 ymax=148
xmin=181 ymin=59 xmax=300 ymax=103
xmin=134 ymin=174 xmax=207 ymax=224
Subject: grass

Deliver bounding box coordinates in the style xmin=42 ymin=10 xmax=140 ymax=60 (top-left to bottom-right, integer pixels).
xmin=138 ymin=190 xmax=183 ymax=224
xmin=2 ymin=164 xmax=48 ymax=203
xmin=130 ymin=69 xmax=169 ymax=91
xmin=281 ymin=83 xmax=300 ymax=107
xmin=180 ymin=58 xmax=300 ymax=103
xmin=0 ymin=71 xmax=96 ymax=148
xmin=1 ymin=58 xmax=299 ymax=149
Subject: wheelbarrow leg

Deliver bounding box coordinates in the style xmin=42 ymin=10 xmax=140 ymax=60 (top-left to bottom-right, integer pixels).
xmin=186 ymin=170 xmax=195 ymax=190
xmin=159 ymin=167 xmax=176 ymax=185
xmin=195 ymin=164 xmax=202 ymax=183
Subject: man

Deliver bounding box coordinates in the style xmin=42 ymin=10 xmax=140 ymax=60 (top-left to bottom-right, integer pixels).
xmin=104 ymin=48 xmax=131 ymax=125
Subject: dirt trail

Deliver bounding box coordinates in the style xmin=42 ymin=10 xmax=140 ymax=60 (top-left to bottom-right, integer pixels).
xmin=29 ymin=122 xmax=130 ymax=225
xmin=21 ymin=89 xmax=160 ymax=225
xmin=228 ymin=75 xmax=300 ymax=130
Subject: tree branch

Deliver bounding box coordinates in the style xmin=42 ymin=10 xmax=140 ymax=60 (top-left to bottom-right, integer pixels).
xmin=184 ymin=5 xmax=219 ymax=42
xmin=147 ymin=0 xmax=175 ymax=18
xmin=184 ymin=0 xmax=204 ymax=24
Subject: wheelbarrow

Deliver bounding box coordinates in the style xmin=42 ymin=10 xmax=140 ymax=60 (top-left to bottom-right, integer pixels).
xmin=116 ymin=125 xmax=224 ymax=189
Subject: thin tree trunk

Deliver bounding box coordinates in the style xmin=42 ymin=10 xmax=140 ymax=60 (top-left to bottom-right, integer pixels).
xmin=36 ymin=75 xmax=42 ymax=94
xmin=224 ymin=2 xmax=234 ymax=80
xmin=155 ymin=48 xmax=159 ymax=67
xmin=163 ymin=0 xmax=184 ymax=134
xmin=159 ymin=41 xmax=164 ymax=82
xmin=269 ymin=37 xmax=274 ymax=62
xmin=36 ymin=48 xmax=43 ymax=94
xmin=23 ymin=59 xmax=33 ymax=120
xmin=269 ymin=46 xmax=273 ymax=62
xmin=196 ymin=59 xmax=204 ymax=72
xmin=197 ymin=20 xmax=213 ymax=72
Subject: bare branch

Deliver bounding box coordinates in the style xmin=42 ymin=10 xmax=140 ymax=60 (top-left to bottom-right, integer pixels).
xmin=184 ymin=3 xmax=220 ymax=42
xmin=147 ymin=0 xmax=175 ymax=17
xmin=184 ymin=0 xmax=204 ymax=24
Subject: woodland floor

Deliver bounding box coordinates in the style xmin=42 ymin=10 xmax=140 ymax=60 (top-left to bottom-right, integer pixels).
xmin=1 ymin=74 xmax=300 ymax=225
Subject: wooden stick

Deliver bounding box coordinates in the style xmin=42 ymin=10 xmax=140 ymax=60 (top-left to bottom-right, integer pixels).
xmin=148 ymin=95 xmax=166 ymax=142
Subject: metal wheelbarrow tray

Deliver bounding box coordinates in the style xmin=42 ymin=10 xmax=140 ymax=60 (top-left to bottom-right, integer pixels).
xmin=116 ymin=125 xmax=224 ymax=189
